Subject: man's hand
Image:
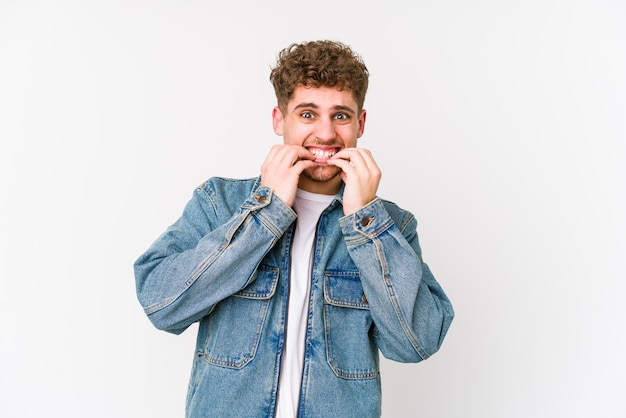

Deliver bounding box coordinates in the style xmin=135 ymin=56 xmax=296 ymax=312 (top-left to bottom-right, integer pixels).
xmin=260 ymin=144 xmax=316 ymax=207
xmin=327 ymin=148 xmax=381 ymax=215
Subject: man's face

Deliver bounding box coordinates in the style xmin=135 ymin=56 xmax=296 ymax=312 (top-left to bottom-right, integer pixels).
xmin=272 ymin=85 xmax=366 ymax=194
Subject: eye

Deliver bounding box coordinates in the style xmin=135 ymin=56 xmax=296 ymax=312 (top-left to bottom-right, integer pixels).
xmin=301 ymin=111 xmax=314 ymax=119
xmin=334 ymin=113 xmax=350 ymax=121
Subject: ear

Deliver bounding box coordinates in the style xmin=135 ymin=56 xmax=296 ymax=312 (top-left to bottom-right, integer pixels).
xmin=272 ymin=106 xmax=284 ymax=136
xmin=357 ymin=109 xmax=367 ymax=138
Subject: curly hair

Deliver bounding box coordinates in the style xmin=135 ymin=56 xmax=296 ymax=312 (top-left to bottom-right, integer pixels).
xmin=269 ymin=40 xmax=369 ymax=112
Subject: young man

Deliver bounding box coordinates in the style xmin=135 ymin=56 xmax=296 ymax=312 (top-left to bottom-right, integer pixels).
xmin=134 ymin=40 xmax=454 ymax=418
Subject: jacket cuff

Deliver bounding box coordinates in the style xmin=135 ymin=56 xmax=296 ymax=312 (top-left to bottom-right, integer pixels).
xmin=339 ymin=198 xmax=395 ymax=246
xmin=242 ymin=186 xmax=296 ymax=237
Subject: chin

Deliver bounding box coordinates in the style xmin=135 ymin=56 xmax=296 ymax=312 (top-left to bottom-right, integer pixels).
xmin=302 ymin=165 xmax=342 ymax=183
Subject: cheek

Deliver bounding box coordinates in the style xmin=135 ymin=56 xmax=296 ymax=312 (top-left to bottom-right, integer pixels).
xmin=283 ymin=124 xmax=311 ymax=145
xmin=339 ymin=126 xmax=360 ymax=146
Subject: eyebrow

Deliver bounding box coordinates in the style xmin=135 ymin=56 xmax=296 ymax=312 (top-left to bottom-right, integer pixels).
xmin=292 ymin=103 xmax=357 ymax=115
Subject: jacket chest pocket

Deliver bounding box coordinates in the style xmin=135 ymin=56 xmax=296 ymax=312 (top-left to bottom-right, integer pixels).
xmin=323 ymin=271 xmax=379 ymax=379
xmin=202 ymin=265 xmax=278 ymax=369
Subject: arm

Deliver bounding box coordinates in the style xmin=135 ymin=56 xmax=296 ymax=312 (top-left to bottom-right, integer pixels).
xmin=134 ymin=180 xmax=296 ymax=334
xmin=329 ymin=148 xmax=453 ymax=361
xmin=339 ymin=200 xmax=454 ymax=362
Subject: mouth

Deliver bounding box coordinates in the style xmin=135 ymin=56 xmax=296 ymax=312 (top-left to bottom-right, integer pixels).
xmin=307 ymin=146 xmax=340 ymax=163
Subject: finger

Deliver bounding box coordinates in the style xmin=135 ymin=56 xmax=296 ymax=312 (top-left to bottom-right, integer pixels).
xmin=294 ymin=147 xmax=317 ymax=163
xmin=339 ymin=148 xmax=378 ymax=171
xmin=354 ymin=150 xmax=380 ymax=180
xmin=325 ymin=156 xmax=355 ymax=173
xmin=280 ymin=146 xmax=316 ymax=166
xmin=330 ymin=149 xmax=369 ymax=172
xmin=293 ymin=159 xmax=316 ymax=172
xmin=265 ymin=145 xmax=315 ymax=169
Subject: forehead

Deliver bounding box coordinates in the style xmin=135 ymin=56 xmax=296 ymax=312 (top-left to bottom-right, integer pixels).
xmin=288 ymin=85 xmax=358 ymax=112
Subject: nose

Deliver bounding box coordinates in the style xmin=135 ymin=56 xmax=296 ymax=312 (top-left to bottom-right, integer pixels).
xmin=314 ymin=116 xmax=337 ymax=142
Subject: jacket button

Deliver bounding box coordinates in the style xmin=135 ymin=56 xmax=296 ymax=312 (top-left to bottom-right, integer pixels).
xmin=360 ymin=216 xmax=373 ymax=227
xmin=255 ymin=195 xmax=267 ymax=203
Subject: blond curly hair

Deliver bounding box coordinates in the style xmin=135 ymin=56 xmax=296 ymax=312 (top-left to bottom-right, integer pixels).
xmin=270 ymin=40 xmax=369 ymax=112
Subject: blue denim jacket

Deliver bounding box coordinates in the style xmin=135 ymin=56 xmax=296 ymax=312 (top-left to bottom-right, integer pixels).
xmin=134 ymin=176 xmax=454 ymax=418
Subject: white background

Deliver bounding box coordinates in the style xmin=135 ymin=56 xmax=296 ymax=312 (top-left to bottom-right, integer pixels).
xmin=1 ymin=1 xmax=625 ymax=417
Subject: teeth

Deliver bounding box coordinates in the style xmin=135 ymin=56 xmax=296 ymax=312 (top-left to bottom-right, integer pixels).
xmin=311 ymin=149 xmax=336 ymax=159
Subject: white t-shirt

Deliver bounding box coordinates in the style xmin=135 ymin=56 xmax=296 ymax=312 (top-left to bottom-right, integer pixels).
xmin=275 ymin=189 xmax=333 ymax=418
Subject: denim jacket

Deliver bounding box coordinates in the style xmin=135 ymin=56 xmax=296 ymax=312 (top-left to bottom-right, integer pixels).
xmin=134 ymin=176 xmax=454 ymax=418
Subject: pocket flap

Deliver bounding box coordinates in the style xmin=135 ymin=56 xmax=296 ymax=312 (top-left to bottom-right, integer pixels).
xmin=235 ymin=265 xmax=279 ymax=299
xmin=324 ymin=271 xmax=369 ymax=309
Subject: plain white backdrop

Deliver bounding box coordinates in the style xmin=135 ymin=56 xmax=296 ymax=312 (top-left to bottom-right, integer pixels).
xmin=1 ymin=1 xmax=625 ymax=417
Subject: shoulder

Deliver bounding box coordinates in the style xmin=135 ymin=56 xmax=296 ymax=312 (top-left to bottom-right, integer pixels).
xmin=188 ymin=176 xmax=262 ymax=220
xmin=197 ymin=176 xmax=261 ymax=198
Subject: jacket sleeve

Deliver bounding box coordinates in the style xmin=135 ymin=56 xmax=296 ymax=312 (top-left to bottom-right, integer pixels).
xmin=134 ymin=182 xmax=296 ymax=334
xmin=338 ymin=198 xmax=454 ymax=362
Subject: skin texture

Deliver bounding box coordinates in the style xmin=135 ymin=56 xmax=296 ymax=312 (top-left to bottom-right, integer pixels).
xmin=261 ymin=85 xmax=381 ymax=215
